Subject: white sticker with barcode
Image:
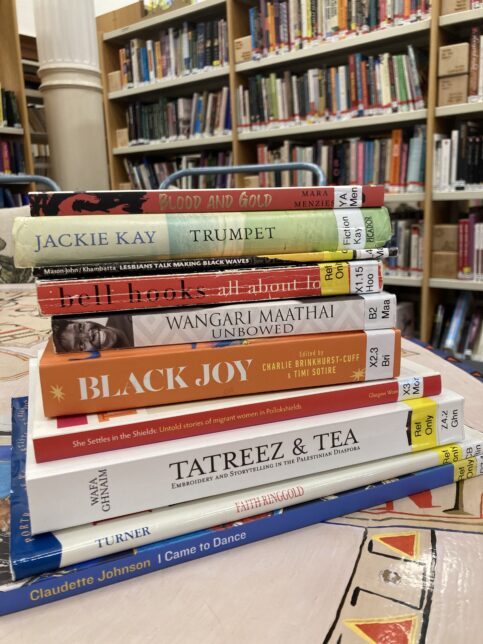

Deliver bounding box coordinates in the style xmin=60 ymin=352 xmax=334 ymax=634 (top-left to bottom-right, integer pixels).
xmin=335 ymin=208 xmax=366 ymax=249
xmin=398 ymin=376 xmax=424 ymax=400
xmin=334 ymin=186 xmax=363 ymax=208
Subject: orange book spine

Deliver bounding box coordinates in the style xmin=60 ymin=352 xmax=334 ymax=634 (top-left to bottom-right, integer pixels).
xmin=39 ymin=330 xmax=401 ymax=417
xmin=154 ymin=40 xmax=163 ymax=80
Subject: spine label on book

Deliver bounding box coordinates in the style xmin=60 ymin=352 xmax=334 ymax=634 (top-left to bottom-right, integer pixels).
xmin=38 ymin=328 xmax=400 ymax=417
xmin=13 ymin=208 xmax=391 ymax=267
xmin=31 ymin=360 xmax=441 ymax=461
xmin=28 ymin=186 xmax=385 ymax=216
xmin=36 ymin=260 xmax=383 ymax=315
xmin=26 ymin=384 xmax=464 ymax=534
xmin=51 ymin=293 xmax=397 ymax=353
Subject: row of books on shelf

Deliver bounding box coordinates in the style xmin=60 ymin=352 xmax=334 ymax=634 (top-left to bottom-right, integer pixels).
xmin=125 ymin=88 xmax=231 ymax=145
xmin=118 ymin=19 xmax=229 ymax=90
xmin=247 ymin=0 xmax=430 ymax=59
xmin=255 ymin=126 xmax=426 ymax=190
xmin=5 ymin=185 xmax=482 ymax=616
xmin=122 ymin=150 xmax=234 ymax=190
xmin=433 ymin=124 xmax=483 ymax=191
xmin=0 ymin=86 xmax=21 ymax=129
xmin=237 ymin=46 xmax=426 ymax=131
xmin=431 ymin=215 xmax=483 ymax=281
xmin=431 ymin=292 xmax=483 ymax=363
xmin=0 ymin=140 xmax=26 ymax=175
xmin=384 ymin=214 xmax=424 ymax=278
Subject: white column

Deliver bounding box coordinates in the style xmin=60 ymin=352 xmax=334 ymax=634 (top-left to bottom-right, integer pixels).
xmin=34 ymin=0 xmax=110 ymax=190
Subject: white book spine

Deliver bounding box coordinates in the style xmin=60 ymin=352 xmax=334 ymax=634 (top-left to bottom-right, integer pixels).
xmin=440 ymin=139 xmax=452 ymax=191
xmin=27 ymin=390 xmax=464 ymax=533
xmin=51 ymin=433 xmax=483 ymax=570
xmin=450 ymin=130 xmax=459 ymax=188
xmin=53 ymin=293 xmax=397 ymax=351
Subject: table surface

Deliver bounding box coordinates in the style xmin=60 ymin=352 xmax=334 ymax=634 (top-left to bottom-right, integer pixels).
xmin=1 ymin=285 xmax=482 ymax=643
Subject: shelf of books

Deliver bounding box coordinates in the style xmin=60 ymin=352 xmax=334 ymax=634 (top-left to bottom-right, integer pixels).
xmin=98 ymin=0 xmax=483 ymax=342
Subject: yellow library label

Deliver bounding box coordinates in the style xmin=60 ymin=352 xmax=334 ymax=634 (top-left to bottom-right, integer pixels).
xmin=405 ymin=398 xmax=438 ymax=451
xmin=454 ymin=457 xmax=477 ymax=481
xmin=434 ymin=443 xmax=463 ymax=465
xmin=319 ymin=262 xmax=350 ymax=296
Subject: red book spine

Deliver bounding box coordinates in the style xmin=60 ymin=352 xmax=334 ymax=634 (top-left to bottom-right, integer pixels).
xmin=36 ymin=262 xmax=383 ymax=315
xmin=33 ymin=373 xmax=442 ymax=461
xmin=458 ymin=218 xmax=471 ymax=279
xmin=28 ymin=186 xmax=385 ymax=215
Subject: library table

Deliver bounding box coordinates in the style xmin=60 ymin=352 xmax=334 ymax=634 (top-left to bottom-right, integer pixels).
xmin=1 ymin=285 xmax=482 ymax=642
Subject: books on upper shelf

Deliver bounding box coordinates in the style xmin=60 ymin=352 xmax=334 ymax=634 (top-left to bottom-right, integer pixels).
xmin=125 ymin=87 xmax=231 ymax=145
xmin=246 ymin=0 xmax=430 ymax=60
xmin=123 ymin=150 xmax=234 ymax=190
xmin=433 ymin=123 xmax=483 ymax=192
xmin=237 ymin=46 xmax=426 ymax=132
xmin=0 ymin=85 xmax=22 ymax=128
xmin=118 ymin=19 xmax=229 ymax=90
xmin=255 ymin=127 xmax=426 ymax=191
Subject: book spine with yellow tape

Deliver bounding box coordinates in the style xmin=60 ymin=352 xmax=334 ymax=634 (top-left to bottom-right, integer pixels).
xmin=36 ymin=260 xmax=383 ymax=315
xmin=32 ymin=248 xmax=397 ymax=280
xmin=13 ymin=207 xmax=392 ymax=267
xmin=38 ymin=327 xmax=400 ymax=417
xmin=26 ymin=375 xmax=463 ymax=533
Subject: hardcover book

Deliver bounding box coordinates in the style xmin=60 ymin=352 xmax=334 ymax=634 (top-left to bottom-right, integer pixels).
xmin=27 ymin=368 xmax=463 ymax=533
xmin=28 ymin=186 xmax=385 ymax=216
xmin=31 ymin=358 xmax=441 ymax=461
xmin=12 ymin=207 xmax=392 ymax=267
xmin=51 ymin=292 xmax=397 ymax=353
xmin=38 ymin=328 xmax=401 ymax=417
xmin=32 ymin=247 xmax=398 ymax=280
xmin=36 ymin=259 xmax=383 ymax=315
xmin=12 ymin=394 xmax=483 ymax=579
xmin=2 ymin=397 xmax=479 ymax=616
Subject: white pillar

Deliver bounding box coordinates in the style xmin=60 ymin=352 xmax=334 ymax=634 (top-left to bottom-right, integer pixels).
xmin=34 ymin=0 xmax=110 ymax=190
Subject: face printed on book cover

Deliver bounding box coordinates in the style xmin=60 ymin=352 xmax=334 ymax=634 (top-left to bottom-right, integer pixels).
xmin=53 ymin=317 xmax=133 ymax=352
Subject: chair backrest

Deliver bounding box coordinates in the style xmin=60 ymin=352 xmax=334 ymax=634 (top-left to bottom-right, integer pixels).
xmin=0 ymin=205 xmax=33 ymax=284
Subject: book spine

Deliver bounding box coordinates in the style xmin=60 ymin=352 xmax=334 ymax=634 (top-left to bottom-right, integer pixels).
xmin=28 ymin=186 xmax=386 ymax=216
xmin=51 ymin=292 xmax=397 ymax=353
xmin=33 ymin=247 xmax=398 ymax=279
xmin=38 ymin=327 xmax=400 ymax=417
xmin=13 ymin=208 xmax=392 ymax=267
xmin=33 ymin=370 xmax=441 ymax=461
xmin=8 ymin=400 xmax=481 ymax=595
xmin=26 ymin=390 xmax=462 ymax=533
xmin=36 ymin=260 xmax=383 ymax=315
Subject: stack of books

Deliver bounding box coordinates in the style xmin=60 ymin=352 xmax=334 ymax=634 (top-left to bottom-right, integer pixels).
xmin=4 ymin=185 xmax=483 ymax=615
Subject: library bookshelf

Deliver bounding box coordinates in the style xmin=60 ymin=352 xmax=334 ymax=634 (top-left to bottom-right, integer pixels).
xmin=98 ymin=0 xmax=483 ymax=342
xmin=0 ymin=0 xmax=34 ymax=181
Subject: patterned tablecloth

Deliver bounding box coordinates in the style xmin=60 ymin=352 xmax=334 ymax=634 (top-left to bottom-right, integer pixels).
xmin=1 ymin=284 xmax=482 ymax=643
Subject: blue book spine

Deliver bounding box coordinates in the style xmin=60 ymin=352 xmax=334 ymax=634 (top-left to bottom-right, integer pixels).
xmin=6 ymin=396 xmax=458 ymax=615
xmin=141 ymin=47 xmax=149 ymax=82
xmin=355 ymin=53 xmax=363 ymax=116
xmin=443 ymin=292 xmax=472 ymax=353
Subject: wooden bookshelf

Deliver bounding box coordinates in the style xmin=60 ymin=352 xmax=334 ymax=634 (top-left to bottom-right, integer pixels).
xmin=98 ymin=2 xmax=483 ymax=341
xmin=0 ymin=0 xmax=34 ymax=179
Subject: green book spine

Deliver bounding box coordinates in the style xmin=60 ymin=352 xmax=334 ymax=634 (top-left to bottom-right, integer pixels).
xmin=13 ymin=207 xmax=392 ymax=267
